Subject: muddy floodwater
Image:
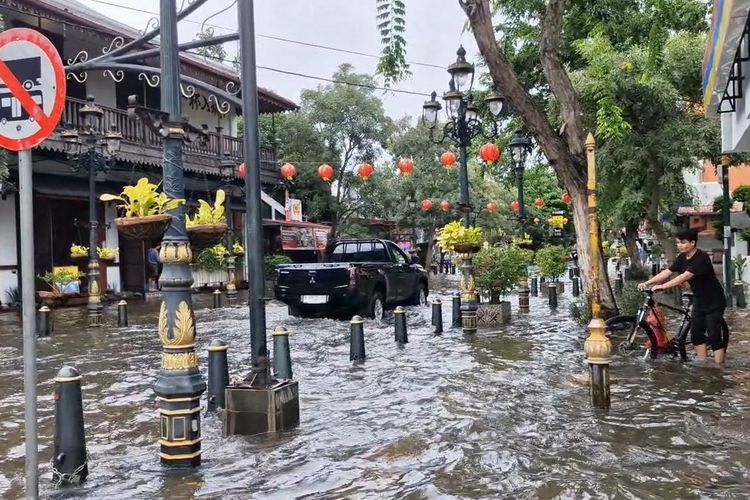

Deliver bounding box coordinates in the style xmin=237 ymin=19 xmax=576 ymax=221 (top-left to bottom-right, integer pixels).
xmin=2 ymin=285 xmax=750 ymax=498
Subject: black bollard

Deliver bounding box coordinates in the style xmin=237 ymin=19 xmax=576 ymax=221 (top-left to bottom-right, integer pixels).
xmin=574 ymin=266 xmax=580 ymax=277
xmin=569 ymin=267 xmax=574 ymax=279
xmin=213 ymin=289 xmax=222 ymax=309
xmin=735 ymin=283 xmax=747 ymax=308
xmin=207 ymin=340 xmax=229 ymax=411
xmin=530 ymin=277 xmax=538 ymax=296
xmin=548 ymin=283 xmax=558 ymax=309
xmin=52 ymin=366 xmax=88 ymax=486
xmin=431 ymin=299 xmax=443 ymax=334
xmin=572 ymin=277 xmax=580 ymax=297
xmin=394 ymin=306 xmax=408 ymax=344
xmin=117 ymin=300 xmax=128 ymax=327
xmin=519 ymin=288 xmax=530 ymax=313
xmin=452 ymin=294 xmax=461 ymax=328
xmin=651 ymin=262 xmax=658 ymax=277
xmin=38 ymin=305 xmax=51 ymax=337
xmin=350 ymin=315 xmax=366 ymax=361
xmin=272 ymin=326 xmax=293 ymax=380
xmin=615 ymin=273 xmax=623 ymax=294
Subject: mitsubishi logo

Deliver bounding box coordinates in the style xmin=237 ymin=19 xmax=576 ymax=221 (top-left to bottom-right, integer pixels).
xmin=309 ymin=276 xmax=316 ymax=284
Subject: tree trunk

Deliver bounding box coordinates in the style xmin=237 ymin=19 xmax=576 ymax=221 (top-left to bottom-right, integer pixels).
xmin=424 ymin=225 xmax=436 ymax=271
xmin=624 ymin=224 xmax=645 ymax=275
xmin=647 ymin=216 xmax=677 ymax=264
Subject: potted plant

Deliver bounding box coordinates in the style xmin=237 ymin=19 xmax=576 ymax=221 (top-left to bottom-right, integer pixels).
xmin=436 ymin=220 xmax=484 ymax=254
xmin=536 ymin=245 xmax=569 ymax=295
xmin=38 ymin=269 xmax=81 ymax=300
xmin=100 ymin=177 xmax=184 ymax=240
xmin=97 ymin=246 xmax=118 ymax=262
xmin=191 ymin=243 xmax=227 ymax=289
xmin=474 ymin=245 xmax=530 ymax=324
xmin=70 ymin=244 xmax=88 ymax=260
xmin=186 ymin=189 xmax=227 ymax=248
xmin=232 ymin=241 xmax=244 ymax=256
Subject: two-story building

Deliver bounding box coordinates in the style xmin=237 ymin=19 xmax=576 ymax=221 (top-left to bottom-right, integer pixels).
xmin=0 ymin=0 xmax=320 ymax=301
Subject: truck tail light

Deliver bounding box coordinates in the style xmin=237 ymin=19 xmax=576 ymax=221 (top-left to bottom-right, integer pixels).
xmin=348 ymin=267 xmax=358 ymax=288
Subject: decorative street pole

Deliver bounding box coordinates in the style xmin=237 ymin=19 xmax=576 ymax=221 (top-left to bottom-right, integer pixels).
xmin=61 ymin=96 xmax=122 ymax=326
xmin=720 ymin=154 xmax=734 ymax=305
xmin=422 ymin=46 xmax=504 ymax=335
xmin=583 ymin=133 xmax=611 ymax=409
xmin=217 ymin=128 xmax=238 ymax=300
xmin=153 ymin=0 xmax=205 ymax=467
xmin=508 ymin=131 xmax=532 ymax=311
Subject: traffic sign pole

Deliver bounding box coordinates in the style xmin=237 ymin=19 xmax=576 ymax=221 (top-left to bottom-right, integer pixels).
xmin=19 ymin=148 xmax=38 ymax=499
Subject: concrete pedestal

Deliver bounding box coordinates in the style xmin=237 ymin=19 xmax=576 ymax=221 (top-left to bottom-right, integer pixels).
xmin=223 ymin=380 xmax=300 ymax=436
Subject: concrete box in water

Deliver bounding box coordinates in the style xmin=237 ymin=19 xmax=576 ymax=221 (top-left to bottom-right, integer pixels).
xmin=223 ymin=380 xmax=299 ymax=436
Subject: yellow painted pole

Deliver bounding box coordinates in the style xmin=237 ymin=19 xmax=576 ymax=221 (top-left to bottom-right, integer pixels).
xmin=583 ymin=133 xmax=611 ymax=409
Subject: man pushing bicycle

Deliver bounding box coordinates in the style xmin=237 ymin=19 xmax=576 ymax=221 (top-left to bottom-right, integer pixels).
xmin=639 ymin=228 xmax=727 ymax=364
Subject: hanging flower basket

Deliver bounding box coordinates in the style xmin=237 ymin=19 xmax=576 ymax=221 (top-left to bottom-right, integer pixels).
xmin=98 ymin=255 xmax=116 ymax=263
xmin=454 ymin=243 xmax=482 ymax=254
xmin=187 ymin=223 xmax=227 ymax=249
xmin=70 ymin=253 xmax=88 ymax=261
xmin=115 ymin=214 xmax=172 ymax=241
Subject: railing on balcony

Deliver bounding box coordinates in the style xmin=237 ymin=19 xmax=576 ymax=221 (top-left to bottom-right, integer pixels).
xmin=61 ymin=97 xmax=274 ymax=164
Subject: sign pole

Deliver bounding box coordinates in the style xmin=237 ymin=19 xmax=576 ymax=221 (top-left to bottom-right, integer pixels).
xmin=19 ymin=148 xmax=38 ymax=498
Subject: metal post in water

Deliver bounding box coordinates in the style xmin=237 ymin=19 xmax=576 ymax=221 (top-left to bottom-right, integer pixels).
xmin=272 ymin=326 xmax=293 ymax=380
xmin=548 ymin=283 xmax=558 ymax=309
xmin=431 ymin=299 xmax=443 ymax=334
xmin=38 ymin=306 xmax=51 ymax=337
xmin=530 ymin=276 xmax=538 ymax=296
xmin=207 ymin=340 xmax=229 ymax=411
xmin=19 ymin=149 xmax=38 ymax=498
xmin=615 ymin=272 xmax=623 ymax=294
xmin=213 ymin=289 xmax=222 ymax=309
xmin=735 ymin=282 xmax=747 ymax=308
xmin=350 ymin=315 xmax=366 ymax=361
xmin=52 ymin=366 xmax=88 ymax=486
xmin=394 ymin=306 xmax=408 ymax=343
xmin=451 ymin=293 xmax=461 ymax=328
xmin=569 ymin=267 xmax=574 ymax=280
xmin=117 ymin=300 xmax=128 ymax=327
xmin=583 ymin=134 xmax=611 ymax=409
xmin=519 ymin=286 xmax=530 ymax=313
xmin=720 ymin=155 xmax=734 ymax=305
xmin=572 ymin=277 xmax=580 ymax=297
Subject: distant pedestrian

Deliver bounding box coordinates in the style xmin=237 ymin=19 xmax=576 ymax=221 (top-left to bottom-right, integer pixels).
xmin=148 ymin=244 xmax=160 ymax=292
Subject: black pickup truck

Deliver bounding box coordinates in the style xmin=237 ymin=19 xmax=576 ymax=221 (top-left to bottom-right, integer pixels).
xmin=274 ymin=239 xmax=429 ymax=320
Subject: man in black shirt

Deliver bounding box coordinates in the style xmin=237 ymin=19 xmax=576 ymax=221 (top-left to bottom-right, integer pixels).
xmin=639 ymin=228 xmax=727 ymax=363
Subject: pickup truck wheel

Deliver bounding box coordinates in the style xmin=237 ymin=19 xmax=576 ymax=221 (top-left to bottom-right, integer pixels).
xmin=367 ymin=291 xmax=385 ymax=322
xmin=410 ymin=282 xmax=428 ymax=306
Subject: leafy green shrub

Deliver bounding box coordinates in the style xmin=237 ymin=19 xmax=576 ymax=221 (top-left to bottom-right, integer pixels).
xmin=535 ymin=245 xmax=569 ymax=281
xmin=474 ymin=245 xmax=531 ymax=302
xmin=264 ymin=254 xmax=293 ymax=276
xmin=193 ymin=244 xmax=226 ymax=272
xmin=617 ymin=282 xmax=644 ymax=315
xmin=732 ymin=185 xmax=750 ymax=214
xmin=740 ymin=228 xmax=750 ymax=242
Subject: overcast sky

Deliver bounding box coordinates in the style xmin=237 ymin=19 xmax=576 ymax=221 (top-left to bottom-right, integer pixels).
xmin=79 ymin=0 xmax=482 ymax=122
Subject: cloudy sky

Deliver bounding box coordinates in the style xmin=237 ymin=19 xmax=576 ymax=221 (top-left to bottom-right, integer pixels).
xmin=79 ymin=0 xmax=482 ymax=122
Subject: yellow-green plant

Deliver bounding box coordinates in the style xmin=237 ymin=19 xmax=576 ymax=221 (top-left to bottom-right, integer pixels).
xmin=186 ymin=189 xmax=226 ymax=227
xmin=100 ymin=177 xmax=185 ymax=217
xmin=97 ymin=247 xmax=119 ymax=260
xmin=39 ymin=269 xmax=81 ymax=294
xmin=233 ymin=241 xmax=244 ymax=254
xmin=70 ymin=244 xmax=88 ymax=257
xmin=436 ymin=220 xmax=483 ymax=253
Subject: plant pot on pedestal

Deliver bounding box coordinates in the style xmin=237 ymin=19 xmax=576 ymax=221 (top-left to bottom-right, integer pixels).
xmin=454 ymin=243 xmax=482 ymax=254
xmin=115 ymin=214 xmax=171 ymax=241
xmin=188 ymin=223 xmax=228 ymax=249
xmin=476 ymin=301 xmax=512 ymax=325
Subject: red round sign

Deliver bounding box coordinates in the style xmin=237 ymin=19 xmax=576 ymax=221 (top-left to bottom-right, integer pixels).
xmin=0 ymin=28 xmax=66 ymax=151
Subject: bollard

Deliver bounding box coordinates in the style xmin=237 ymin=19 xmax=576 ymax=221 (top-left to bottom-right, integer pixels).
xmin=207 ymin=340 xmax=229 ymax=411
xmin=735 ymin=282 xmax=747 ymax=308
xmin=117 ymin=300 xmax=128 ymax=327
xmin=431 ymin=299 xmax=443 ymax=334
xmin=213 ymin=289 xmax=222 ymax=309
xmin=615 ymin=273 xmax=623 ymax=294
xmin=394 ymin=306 xmax=408 ymax=344
xmin=272 ymin=326 xmax=293 ymax=380
xmin=350 ymin=315 xmax=366 ymax=361
xmin=52 ymin=366 xmax=88 ymax=486
xmin=519 ymin=288 xmax=530 ymax=313
xmin=572 ymin=277 xmax=580 ymax=297
xmin=569 ymin=267 xmax=574 ymax=279
xmin=38 ymin=305 xmax=51 ymax=337
xmin=651 ymin=262 xmax=659 ymax=277
xmin=530 ymin=277 xmax=538 ymax=296
xmin=548 ymin=283 xmax=558 ymax=309
xmin=574 ymin=266 xmax=580 ymax=277
xmin=452 ymin=294 xmax=461 ymax=328
xmin=585 ymin=319 xmax=611 ymax=409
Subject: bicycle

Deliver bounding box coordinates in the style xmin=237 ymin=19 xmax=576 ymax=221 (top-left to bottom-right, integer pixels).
xmin=605 ymin=289 xmax=729 ymax=361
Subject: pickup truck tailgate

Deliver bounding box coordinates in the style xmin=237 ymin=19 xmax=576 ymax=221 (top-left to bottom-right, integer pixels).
xmin=275 ymin=263 xmax=351 ymax=295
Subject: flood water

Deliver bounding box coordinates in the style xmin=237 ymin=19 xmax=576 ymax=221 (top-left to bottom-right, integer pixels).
xmin=2 ymin=282 xmax=750 ymax=499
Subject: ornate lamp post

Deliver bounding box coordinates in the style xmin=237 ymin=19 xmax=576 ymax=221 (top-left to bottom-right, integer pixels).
xmin=422 ymin=46 xmax=504 ymax=334
xmin=62 ymin=95 xmax=122 ymax=326
xmin=507 ymin=131 xmax=532 ymax=311
xmin=217 ymin=132 xmax=238 ymax=300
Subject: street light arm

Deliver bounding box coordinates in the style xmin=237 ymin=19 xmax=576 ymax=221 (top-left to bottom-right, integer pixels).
xmin=427 ymin=121 xmax=453 ymax=145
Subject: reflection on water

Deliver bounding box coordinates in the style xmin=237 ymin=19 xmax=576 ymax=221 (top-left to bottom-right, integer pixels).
xmin=1 ymin=290 xmax=750 ymax=498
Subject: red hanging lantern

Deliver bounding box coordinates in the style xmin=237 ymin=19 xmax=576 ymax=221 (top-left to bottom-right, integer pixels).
xmin=397 ymin=157 xmax=414 ymax=176
xmin=440 ymin=200 xmax=450 ymax=211
xmin=358 ymin=162 xmax=374 ymax=181
xmin=510 ymin=200 xmax=520 ymax=211
xmin=238 ymin=162 xmax=246 ymax=178
xmin=534 ymin=197 xmax=545 ymax=208
xmin=479 ymin=143 xmax=501 ymax=163
xmin=440 ymin=151 xmax=457 ymax=168
xmin=563 ymin=217 xmax=569 ymax=225
xmin=487 ymin=202 xmax=497 ymax=213
xmin=318 ymin=163 xmax=334 ymax=181
xmin=562 ymin=192 xmax=571 ymax=204
xmin=534 ymin=217 xmax=540 ymax=225
xmin=420 ymin=199 xmax=433 ymax=211
xmin=280 ymin=162 xmax=296 ymax=181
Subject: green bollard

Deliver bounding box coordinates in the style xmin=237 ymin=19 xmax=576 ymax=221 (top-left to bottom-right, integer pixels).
xmin=350 ymin=316 xmax=366 ymax=361
xmin=38 ymin=305 xmax=51 ymax=337
xmin=207 ymin=340 xmax=229 ymax=411
xmin=213 ymin=289 xmax=222 ymax=309
xmin=394 ymin=306 xmax=408 ymax=344
xmin=272 ymin=326 xmax=293 ymax=380
xmin=431 ymin=299 xmax=443 ymax=334
xmin=117 ymin=300 xmax=128 ymax=327
xmin=451 ymin=294 xmax=461 ymax=328
xmin=52 ymin=366 xmax=88 ymax=486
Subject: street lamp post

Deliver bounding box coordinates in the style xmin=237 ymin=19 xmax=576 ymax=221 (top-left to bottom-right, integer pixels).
xmin=422 ymin=46 xmax=504 ymax=334
xmin=62 ymin=96 xmax=122 ymax=326
xmin=217 ymin=129 xmax=238 ymax=300
xmin=508 ymin=131 xmax=532 ymax=310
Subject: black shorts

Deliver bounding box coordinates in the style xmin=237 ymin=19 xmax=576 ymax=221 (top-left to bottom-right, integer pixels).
xmin=691 ymin=307 xmax=726 ymax=350
xmin=148 ymin=263 xmax=159 ymax=280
